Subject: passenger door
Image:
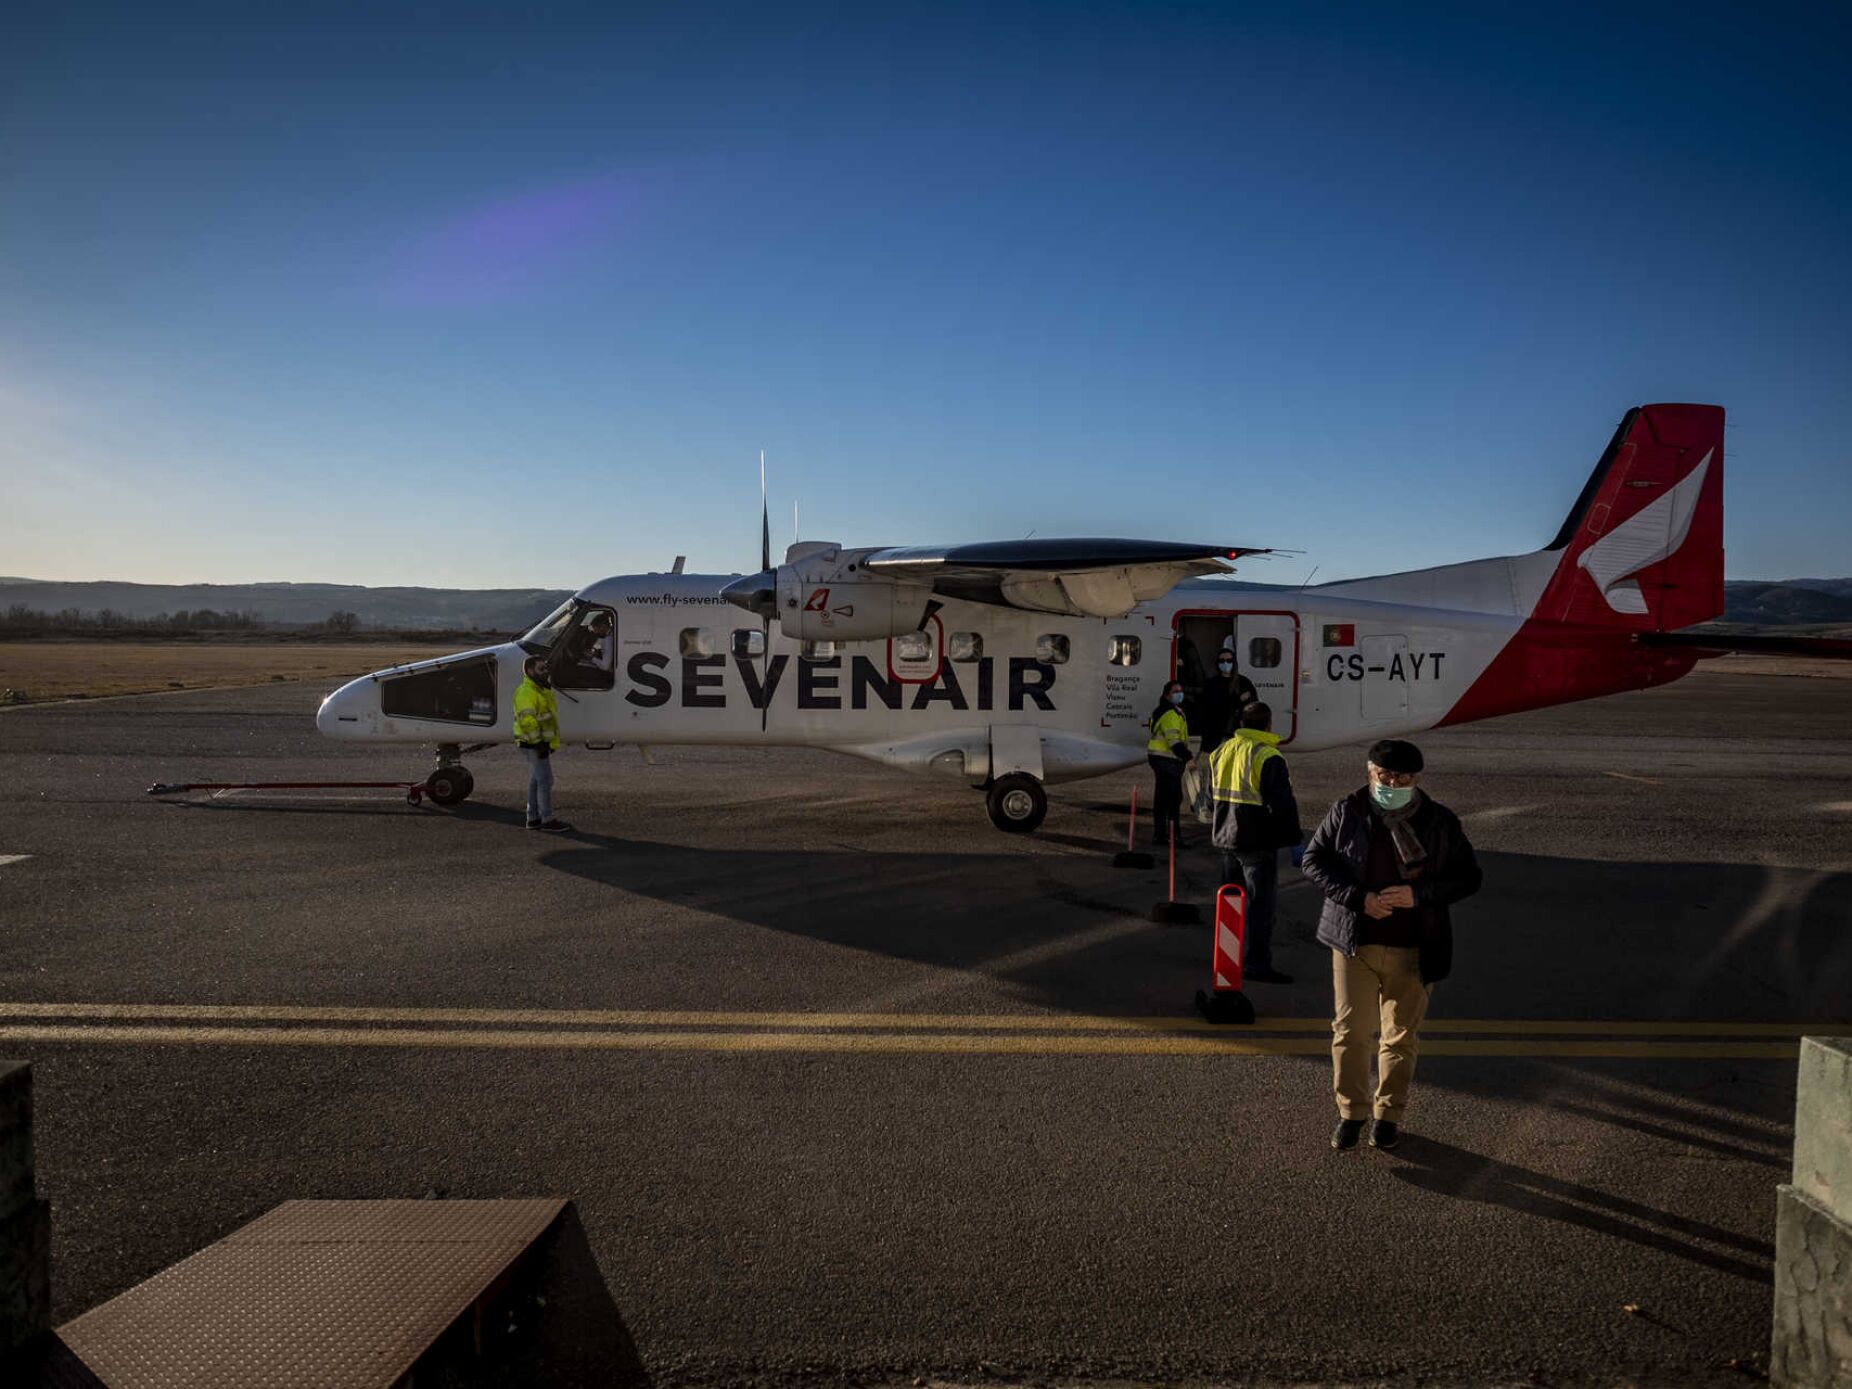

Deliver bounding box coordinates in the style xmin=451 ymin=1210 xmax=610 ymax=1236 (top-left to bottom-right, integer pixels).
xmin=1234 ymin=612 xmax=1298 ymax=741
xmin=1171 ymin=609 xmax=1300 ymax=744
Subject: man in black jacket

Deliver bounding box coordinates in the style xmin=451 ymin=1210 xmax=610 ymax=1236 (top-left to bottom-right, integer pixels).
xmin=1301 ymin=739 xmax=1481 ymax=1152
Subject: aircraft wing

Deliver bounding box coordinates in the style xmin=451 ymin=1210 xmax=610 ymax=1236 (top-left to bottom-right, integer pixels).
xmin=861 ymin=539 xmax=1269 ymax=618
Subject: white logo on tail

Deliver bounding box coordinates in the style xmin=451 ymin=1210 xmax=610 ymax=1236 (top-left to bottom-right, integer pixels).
xmin=1576 ymin=451 xmax=1712 ymax=614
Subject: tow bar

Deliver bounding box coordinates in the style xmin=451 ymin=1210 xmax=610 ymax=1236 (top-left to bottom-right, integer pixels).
xmin=147 ymin=780 xmax=437 ymax=805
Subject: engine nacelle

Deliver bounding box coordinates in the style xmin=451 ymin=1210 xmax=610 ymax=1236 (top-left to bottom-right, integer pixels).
xmin=775 ymin=545 xmax=932 ymax=643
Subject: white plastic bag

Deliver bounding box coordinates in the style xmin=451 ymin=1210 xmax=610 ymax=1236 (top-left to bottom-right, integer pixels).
xmin=1182 ymin=763 xmax=1214 ymax=825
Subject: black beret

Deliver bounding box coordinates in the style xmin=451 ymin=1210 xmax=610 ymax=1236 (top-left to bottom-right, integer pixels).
xmin=1367 ymin=739 xmax=1424 ymax=774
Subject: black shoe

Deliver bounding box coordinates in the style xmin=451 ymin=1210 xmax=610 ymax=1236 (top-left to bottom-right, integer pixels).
xmin=1369 ymin=1119 xmax=1400 ymax=1150
xmin=525 ymin=818 xmax=541 ymax=830
xmin=1244 ymin=966 xmax=1294 ymax=984
xmin=537 ymin=819 xmax=572 ymax=834
xmin=1331 ymin=1119 xmax=1364 ymax=1151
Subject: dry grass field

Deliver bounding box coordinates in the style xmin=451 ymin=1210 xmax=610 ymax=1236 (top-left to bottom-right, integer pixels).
xmin=1698 ymin=651 xmax=1852 ymax=679
xmin=0 ymin=642 xmax=458 ymax=703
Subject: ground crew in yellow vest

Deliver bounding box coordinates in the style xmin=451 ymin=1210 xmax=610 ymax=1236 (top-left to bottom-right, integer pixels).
xmin=513 ymin=656 xmax=570 ymax=833
xmin=1206 ymin=701 xmax=1302 ymax=983
xmin=1146 ymin=679 xmax=1197 ymax=848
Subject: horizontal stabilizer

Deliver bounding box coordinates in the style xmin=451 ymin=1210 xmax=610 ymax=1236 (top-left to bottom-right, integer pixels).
xmin=1639 ymin=631 xmax=1852 ymax=660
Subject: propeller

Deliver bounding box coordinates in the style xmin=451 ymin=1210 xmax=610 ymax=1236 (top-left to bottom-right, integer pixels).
xmin=759 ymin=450 xmax=772 ymax=733
xmin=717 ymin=449 xmax=783 ymax=734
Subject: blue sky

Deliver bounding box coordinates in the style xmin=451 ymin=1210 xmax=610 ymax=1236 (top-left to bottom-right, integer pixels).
xmin=3 ymin=1 xmax=1848 ymax=588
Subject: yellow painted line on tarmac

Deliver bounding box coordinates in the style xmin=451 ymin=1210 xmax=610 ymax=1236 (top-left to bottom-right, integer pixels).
xmin=1602 ymin=770 xmax=1663 ymax=785
xmin=0 ymin=1023 xmax=1804 ymax=1059
xmin=0 ymin=1001 xmax=1249 ymax=1031
xmin=0 ymin=1002 xmax=1845 ymax=1039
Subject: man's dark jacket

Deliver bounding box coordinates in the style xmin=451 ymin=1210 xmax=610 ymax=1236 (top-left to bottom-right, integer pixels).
xmin=1300 ymin=788 xmax=1483 ymax=983
xmin=1194 ymin=672 xmax=1258 ymax=752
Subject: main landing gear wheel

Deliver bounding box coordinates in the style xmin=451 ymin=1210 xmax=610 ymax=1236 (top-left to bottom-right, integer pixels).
xmin=426 ymin=766 xmax=474 ymax=806
xmin=986 ymin=773 xmax=1047 ymax=834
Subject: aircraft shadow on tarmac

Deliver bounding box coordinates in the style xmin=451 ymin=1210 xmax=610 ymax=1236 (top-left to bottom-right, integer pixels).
xmin=169 ymin=794 xmax=1852 ymax=1023
xmin=1389 ymin=1134 xmax=1776 ymax=1285
xmin=499 ymin=811 xmax=1852 ymax=1026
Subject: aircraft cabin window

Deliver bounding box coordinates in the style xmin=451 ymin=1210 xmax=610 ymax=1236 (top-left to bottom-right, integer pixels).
xmin=948 ymin=632 xmax=983 ymax=662
xmin=1036 ymin=634 xmax=1071 ymax=665
xmin=800 ymin=640 xmax=839 ymax=662
xmin=680 ymin=628 xmax=717 ymax=658
xmin=1109 ymin=635 xmax=1141 ymax=667
xmin=380 ymin=656 xmax=498 ymax=725
xmin=893 ymin=631 xmax=932 ymax=663
xmin=1249 ymin=636 xmax=1283 ymax=669
xmin=732 ymin=629 xmax=766 ymax=659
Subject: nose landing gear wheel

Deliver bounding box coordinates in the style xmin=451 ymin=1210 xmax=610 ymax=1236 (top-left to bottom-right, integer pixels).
xmin=426 ymin=766 xmax=474 ymax=806
xmin=985 ymin=773 xmax=1047 ymax=833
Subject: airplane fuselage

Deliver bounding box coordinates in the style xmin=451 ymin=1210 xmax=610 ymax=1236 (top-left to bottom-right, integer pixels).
xmin=317 ymin=567 xmax=1696 ymax=782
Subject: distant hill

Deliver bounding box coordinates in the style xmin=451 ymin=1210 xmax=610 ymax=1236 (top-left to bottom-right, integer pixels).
xmin=3 ymin=574 xmax=1847 ymax=633
xmin=1723 ymin=580 xmax=1852 ymax=626
xmin=1774 ymin=577 xmax=1852 ymax=599
xmin=0 ymin=579 xmax=574 ymax=633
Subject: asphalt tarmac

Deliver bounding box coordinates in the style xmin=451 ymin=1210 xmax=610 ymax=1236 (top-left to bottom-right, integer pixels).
xmin=2 ymin=669 xmax=1850 ymax=1386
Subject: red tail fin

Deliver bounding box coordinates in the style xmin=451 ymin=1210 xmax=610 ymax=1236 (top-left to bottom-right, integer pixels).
xmin=1535 ymin=403 xmax=1724 ymax=632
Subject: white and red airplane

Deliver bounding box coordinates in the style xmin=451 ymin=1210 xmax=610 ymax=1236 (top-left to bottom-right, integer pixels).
xmin=316 ymin=402 xmax=1828 ymax=831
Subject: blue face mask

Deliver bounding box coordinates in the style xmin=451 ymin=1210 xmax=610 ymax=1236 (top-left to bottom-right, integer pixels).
xmin=1168 ymin=691 xmax=1186 ymax=706
xmin=1371 ymin=782 xmax=1414 ymax=811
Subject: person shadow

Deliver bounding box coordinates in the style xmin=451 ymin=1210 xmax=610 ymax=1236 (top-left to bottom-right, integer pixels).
xmin=1388 ymin=1133 xmax=1774 ymax=1286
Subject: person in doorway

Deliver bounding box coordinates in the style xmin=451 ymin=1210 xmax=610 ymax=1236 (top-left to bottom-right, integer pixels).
xmin=1205 ymin=701 xmax=1301 ymax=984
xmin=512 ymin=655 xmax=570 ymax=833
xmin=1301 ymin=740 xmax=1481 ymax=1152
xmin=1146 ymin=679 xmax=1196 ymax=848
xmin=1196 ymin=643 xmax=1259 ymax=755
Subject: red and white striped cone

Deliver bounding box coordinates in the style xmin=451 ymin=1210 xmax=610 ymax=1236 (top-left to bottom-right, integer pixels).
xmin=1195 ymin=883 xmax=1255 ymax=1023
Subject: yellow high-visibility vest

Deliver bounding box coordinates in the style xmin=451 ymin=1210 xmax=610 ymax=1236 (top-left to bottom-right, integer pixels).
xmin=512 ymin=677 xmax=561 ymax=750
xmin=1207 ymin=727 xmax=1282 ymax=805
xmin=1147 ymin=706 xmax=1190 ymax=755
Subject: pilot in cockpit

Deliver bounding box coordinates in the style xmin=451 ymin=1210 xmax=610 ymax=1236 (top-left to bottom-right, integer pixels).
xmin=562 ymin=611 xmax=613 ymax=674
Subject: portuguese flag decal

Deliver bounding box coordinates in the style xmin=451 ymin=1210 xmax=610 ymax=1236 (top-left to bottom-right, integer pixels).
xmin=1322 ymin=623 xmax=1355 ymax=647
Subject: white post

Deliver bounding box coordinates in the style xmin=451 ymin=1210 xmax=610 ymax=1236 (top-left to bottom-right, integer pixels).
xmin=1772 ymin=1037 xmax=1852 ymax=1386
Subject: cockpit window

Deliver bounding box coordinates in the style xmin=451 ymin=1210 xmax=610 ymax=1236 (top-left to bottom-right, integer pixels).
xmin=519 ymin=600 xmax=580 ymax=654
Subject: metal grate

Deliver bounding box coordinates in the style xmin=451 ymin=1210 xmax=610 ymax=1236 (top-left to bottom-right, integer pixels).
xmin=56 ymin=1199 xmax=565 ymax=1389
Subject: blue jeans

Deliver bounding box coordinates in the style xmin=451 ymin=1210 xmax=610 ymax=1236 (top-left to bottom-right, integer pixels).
xmin=1221 ymin=849 xmax=1278 ymax=972
xmin=521 ymin=746 xmax=554 ymax=823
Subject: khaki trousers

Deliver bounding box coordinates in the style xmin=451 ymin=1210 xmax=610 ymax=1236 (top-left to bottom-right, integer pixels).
xmin=1331 ymin=945 xmax=1432 ymax=1122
